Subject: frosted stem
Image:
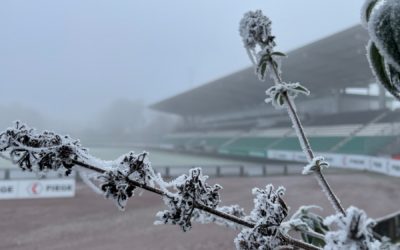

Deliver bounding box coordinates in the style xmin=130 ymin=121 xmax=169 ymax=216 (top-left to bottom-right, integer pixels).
xmin=280 ymin=232 xmax=322 ymax=250
xmin=72 ymin=159 xmax=321 ymax=249
xmin=71 ymin=159 xmax=253 ymax=228
xmin=269 ymin=60 xmax=346 ymax=215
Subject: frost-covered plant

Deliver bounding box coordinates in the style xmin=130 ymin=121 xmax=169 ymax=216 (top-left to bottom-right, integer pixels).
xmin=239 ymin=8 xmax=345 ymax=216
xmin=155 ymin=168 xmax=222 ymax=231
xmin=98 ymin=152 xmax=155 ymax=210
xmin=239 ymin=7 xmax=395 ymax=250
xmin=324 ymin=206 xmax=381 ymax=250
xmin=363 ymin=0 xmax=400 ymax=100
xmin=282 ymin=206 xmax=329 ymax=248
xmin=0 ymin=3 xmax=398 ymax=250
xmin=0 ymin=122 xmax=322 ymax=249
xmin=239 ymin=10 xmax=286 ymax=82
xmin=0 ymin=121 xmax=86 ymax=176
xmin=302 ymin=156 xmax=329 ymax=175
xmin=234 ymin=185 xmax=288 ymax=250
xmin=265 ymin=82 xmax=310 ymax=109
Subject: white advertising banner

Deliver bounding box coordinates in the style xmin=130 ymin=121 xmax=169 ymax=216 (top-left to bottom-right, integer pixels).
xmin=319 ymin=153 xmax=344 ymax=168
xmin=292 ymin=151 xmax=308 ymax=163
xmin=0 ymin=179 xmax=75 ymax=200
xmin=343 ymin=154 xmax=369 ymax=170
xmin=265 ymin=150 xmax=400 ymax=177
xmin=369 ymin=157 xmax=388 ymax=174
xmin=388 ymin=160 xmax=400 ymax=177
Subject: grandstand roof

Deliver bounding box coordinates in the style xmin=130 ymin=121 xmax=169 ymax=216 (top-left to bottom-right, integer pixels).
xmin=151 ymin=25 xmax=374 ymax=116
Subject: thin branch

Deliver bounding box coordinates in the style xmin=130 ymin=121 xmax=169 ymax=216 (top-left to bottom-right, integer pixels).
xmin=280 ymin=232 xmax=322 ymax=250
xmin=71 ymin=159 xmax=253 ymax=228
xmin=269 ymin=60 xmax=346 ymax=215
xmin=72 ymin=159 xmax=321 ymax=250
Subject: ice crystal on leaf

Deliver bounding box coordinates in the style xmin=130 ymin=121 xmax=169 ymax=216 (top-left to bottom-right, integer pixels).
xmin=361 ymin=0 xmax=380 ymax=28
xmin=302 ymin=156 xmax=329 ymax=175
xmin=324 ymin=206 xmax=381 ymax=250
xmin=234 ymin=185 xmax=288 ymax=250
xmin=155 ymin=168 xmax=222 ymax=232
xmin=365 ymin=0 xmax=400 ymax=100
xmin=368 ymin=0 xmax=400 ymax=72
xmin=265 ymin=82 xmax=310 ymax=108
xmin=282 ymin=205 xmax=328 ymax=247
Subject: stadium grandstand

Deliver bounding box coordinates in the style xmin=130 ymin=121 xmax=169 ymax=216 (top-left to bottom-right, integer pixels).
xmin=151 ymin=25 xmax=400 ymax=163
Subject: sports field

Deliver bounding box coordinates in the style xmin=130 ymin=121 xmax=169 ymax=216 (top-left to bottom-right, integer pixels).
xmin=88 ymin=147 xmax=255 ymax=166
xmin=1 ymin=172 xmax=399 ymax=250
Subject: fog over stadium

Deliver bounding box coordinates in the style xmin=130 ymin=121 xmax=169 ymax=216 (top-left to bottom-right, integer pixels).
xmin=0 ymin=0 xmax=365 ymax=138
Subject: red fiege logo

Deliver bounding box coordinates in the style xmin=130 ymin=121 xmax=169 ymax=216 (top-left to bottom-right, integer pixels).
xmin=28 ymin=182 xmax=43 ymax=195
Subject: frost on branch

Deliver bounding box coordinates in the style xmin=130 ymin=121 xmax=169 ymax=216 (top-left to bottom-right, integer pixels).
xmin=302 ymin=156 xmax=329 ymax=175
xmin=0 ymin=121 xmax=86 ymax=176
xmin=265 ymin=82 xmax=310 ymax=109
xmin=193 ymin=205 xmax=246 ymax=230
xmin=98 ymin=152 xmax=156 ymax=211
xmin=155 ymin=168 xmax=222 ymax=232
xmin=234 ymin=185 xmax=288 ymax=250
xmin=324 ymin=206 xmax=381 ymax=250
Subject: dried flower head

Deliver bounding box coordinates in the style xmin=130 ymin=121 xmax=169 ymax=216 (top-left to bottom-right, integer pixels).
xmin=239 ymin=10 xmax=275 ymax=50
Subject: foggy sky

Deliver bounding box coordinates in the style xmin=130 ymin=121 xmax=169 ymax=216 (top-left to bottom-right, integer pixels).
xmin=0 ymin=0 xmax=365 ymax=123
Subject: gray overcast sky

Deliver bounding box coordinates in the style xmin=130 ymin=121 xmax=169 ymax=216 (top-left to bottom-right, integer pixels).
xmin=0 ymin=0 xmax=365 ymax=122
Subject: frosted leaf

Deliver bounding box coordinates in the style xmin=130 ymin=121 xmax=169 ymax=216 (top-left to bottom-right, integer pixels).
xmin=361 ymin=0 xmax=380 ymax=28
xmin=282 ymin=205 xmax=328 ymax=247
xmin=302 ymin=156 xmax=329 ymax=175
xmin=256 ymin=50 xmax=286 ymax=82
xmin=234 ymin=184 xmax=288 ymax=250
xmin=324 ymin=206 xmax=382 ymax=250
xmin=265 ymin=82 xmax=310 ymax=109
xmin=368 ymin=0 xmax=400 ymax=72
xmin=98 ymin=170 xmax=133 ymax=210
xmin=155 ymin=168 xmax=222 ymax=232
xmin=193 ymin=205 xmax=246 ymax=230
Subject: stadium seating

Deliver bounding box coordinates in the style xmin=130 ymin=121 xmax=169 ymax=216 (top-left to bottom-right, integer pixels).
xmin=161 ymin=117 xmax=400 ymax=157
xmin=271 ymin=136 xmax=344 ymax=152
xmin=335 ymin=136 xmax=395 ymax=155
